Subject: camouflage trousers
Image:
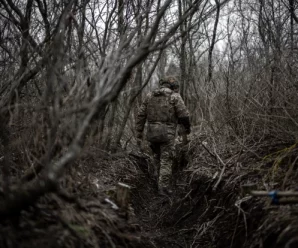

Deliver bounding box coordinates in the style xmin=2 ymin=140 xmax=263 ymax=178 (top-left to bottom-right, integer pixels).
xmin=150 ymin=139 xmax=175 ymax=190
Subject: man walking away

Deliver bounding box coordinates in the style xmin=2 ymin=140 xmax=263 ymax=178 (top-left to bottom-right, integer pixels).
xmin=135 ymin=76 xmax=191 ymax=195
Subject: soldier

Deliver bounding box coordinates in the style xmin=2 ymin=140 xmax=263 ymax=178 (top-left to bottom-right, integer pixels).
xmin=135 ymin=76 xmax=191 ymax=195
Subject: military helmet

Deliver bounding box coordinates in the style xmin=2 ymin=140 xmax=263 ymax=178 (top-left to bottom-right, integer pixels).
xmin=160 ymin=76 xmax=179 ymax=90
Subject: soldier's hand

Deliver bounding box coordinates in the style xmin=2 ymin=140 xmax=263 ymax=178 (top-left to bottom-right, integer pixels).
xmin=136 ymin=138 xmax=142 ymax=147
xmin=185 ymin=127 xmax=191 ymax=135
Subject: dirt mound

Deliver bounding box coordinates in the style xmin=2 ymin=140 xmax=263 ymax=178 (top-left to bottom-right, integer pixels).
xmin=0 ymin=148 xmax=144 ymax=248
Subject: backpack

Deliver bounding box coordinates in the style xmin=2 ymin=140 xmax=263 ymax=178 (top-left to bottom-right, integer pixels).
xmin=146 ymin=88 xmax=176 ymax=143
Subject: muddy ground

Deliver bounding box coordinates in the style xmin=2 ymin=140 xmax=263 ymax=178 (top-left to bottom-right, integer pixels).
xmin=1 ymin=135 xmax=298 ymax=248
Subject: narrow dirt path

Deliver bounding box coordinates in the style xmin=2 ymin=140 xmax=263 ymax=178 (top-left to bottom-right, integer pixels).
xmin=129 ymin=149 xmax=261 ymax=248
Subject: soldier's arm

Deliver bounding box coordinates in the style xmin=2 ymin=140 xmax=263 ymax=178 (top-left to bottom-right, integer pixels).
xmin=173 ymin=94 xmax=191 ymax=134
xmin=135 ymin=93 xmax=151 ymax=138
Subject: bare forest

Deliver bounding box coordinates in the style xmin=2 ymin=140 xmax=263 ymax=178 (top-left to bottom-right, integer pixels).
xmin=1 ymin=0 xmax=298 ymax=247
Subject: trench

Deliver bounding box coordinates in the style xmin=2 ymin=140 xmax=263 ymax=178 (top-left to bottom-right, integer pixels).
xmin=128 ymin=139 xmax=298 ymax=248
xmin=130 ymin=165 xmax=257 ymax=248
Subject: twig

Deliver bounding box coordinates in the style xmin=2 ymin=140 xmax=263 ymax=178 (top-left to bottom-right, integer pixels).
xmin=200 ymin=141 xmax=226 ymax=190
xmin=211 ymin=147 xmax=227 ymax=191
xmin=282 ymin=155 xmax=298 ymax=190
xmin=201 ymin=142 xmax=217 ymax=161
xmin=58 ymin=215 xmax=84 ymax=241
xmin=95 ymin=223 xmax=117 ymax=248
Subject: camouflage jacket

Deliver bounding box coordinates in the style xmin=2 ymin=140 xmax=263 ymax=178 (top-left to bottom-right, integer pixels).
xmin=136 ymin=87 xmax=190 ymax=142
